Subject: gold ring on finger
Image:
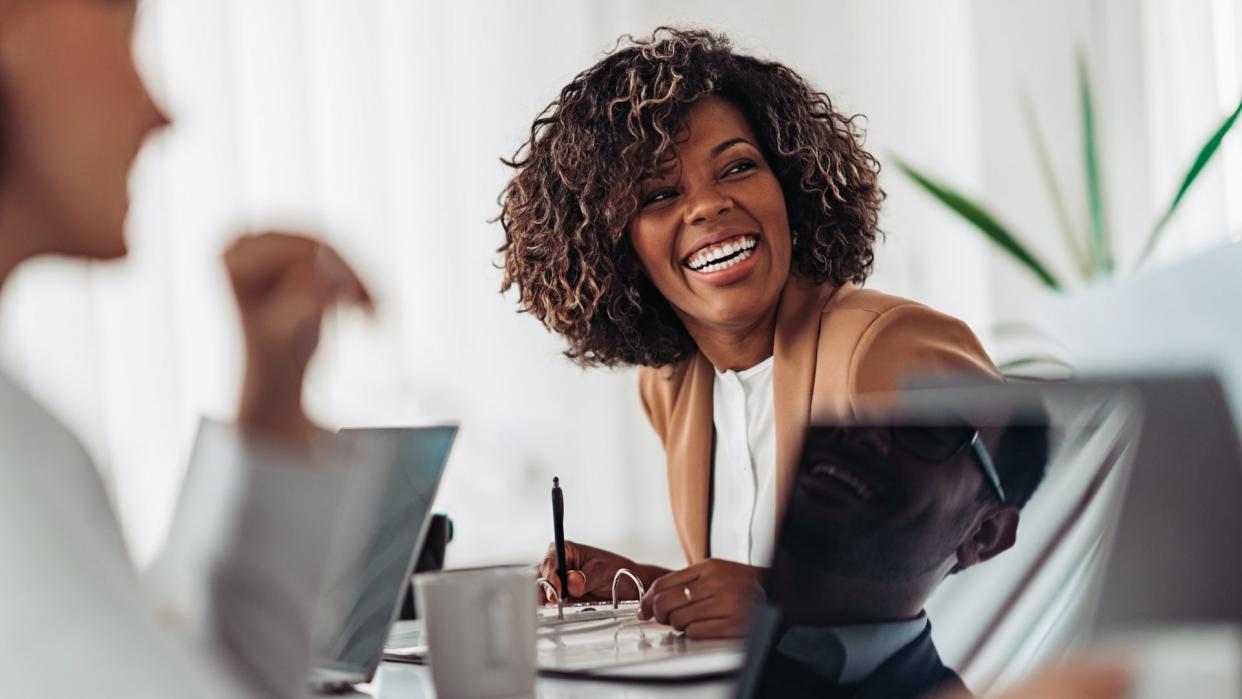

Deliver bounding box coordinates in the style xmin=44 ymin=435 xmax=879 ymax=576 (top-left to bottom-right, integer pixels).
xmin=683 ymin=586 xmax=693 ymax=602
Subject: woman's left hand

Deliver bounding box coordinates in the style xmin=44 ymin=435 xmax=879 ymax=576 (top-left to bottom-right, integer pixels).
xmin=637 ymin=559 xmax=765 ymax=639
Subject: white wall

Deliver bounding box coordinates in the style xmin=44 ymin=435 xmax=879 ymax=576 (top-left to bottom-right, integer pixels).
xmin=971 ymin=0 xmax=1242 ymax=327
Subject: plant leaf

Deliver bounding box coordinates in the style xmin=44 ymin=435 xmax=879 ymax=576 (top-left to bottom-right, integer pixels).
xmin=1021 ymin=88 xmax=1091 ymax=280
xmin=998 ymin=354 xmax=1075 ymax=372
xmin=992 ymin=319 xmax=1056 ymax=339
xmin=1078 ymin=50 xmax=1113 ymax=275
xmin=1137 ymin=93 xmax=1242 ymax=265
xmin=894 ymin=159 xmax=1062 ymax=291
xmin=998 ymin=355 xmax=1075 ymax=381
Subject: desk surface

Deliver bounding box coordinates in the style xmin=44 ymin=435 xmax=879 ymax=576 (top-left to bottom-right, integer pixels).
xmin=358 ymin=661 xmax=734 ymax=698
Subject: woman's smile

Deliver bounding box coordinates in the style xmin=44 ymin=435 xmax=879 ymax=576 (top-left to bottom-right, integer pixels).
xmin=683 ymin=233 xmax=763 ymax=286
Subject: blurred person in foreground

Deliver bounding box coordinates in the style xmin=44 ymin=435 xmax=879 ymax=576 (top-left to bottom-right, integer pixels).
xmin=733 ymin=416 xmax=1049 ymax=699
xmin=0 ymin=1 xmax=374 ymax=696
xmin=507 ymin=27 xmax=999 ymax=637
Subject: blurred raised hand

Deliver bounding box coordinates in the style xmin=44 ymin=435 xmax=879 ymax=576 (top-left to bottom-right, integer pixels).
xmin=225 ymin=231 xmax=373 ymax=448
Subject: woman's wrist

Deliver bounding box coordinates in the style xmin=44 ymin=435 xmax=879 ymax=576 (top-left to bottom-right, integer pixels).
xmin=238 ymin=361 xmax=312 ymax=449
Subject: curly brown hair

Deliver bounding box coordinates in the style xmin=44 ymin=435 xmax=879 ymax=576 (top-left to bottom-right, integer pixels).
xmin=499 ymin=27 xmax=884 ymax=368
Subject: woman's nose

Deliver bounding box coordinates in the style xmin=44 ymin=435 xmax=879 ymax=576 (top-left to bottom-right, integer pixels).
xmin=154 ymin=106 xmax=173 ymax=130
xmin=146 ymin=93 xmax=173 ymax=132
xmin=683 ymin=184 xmax=732 ymax=225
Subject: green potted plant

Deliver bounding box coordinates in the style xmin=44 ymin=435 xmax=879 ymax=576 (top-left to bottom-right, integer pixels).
xmin=895 ymin=53 xmax=1242 ymax=375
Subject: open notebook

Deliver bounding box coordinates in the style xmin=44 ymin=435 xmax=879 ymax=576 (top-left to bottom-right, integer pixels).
xmin=385 ymin=601 xmax=746 ymax=681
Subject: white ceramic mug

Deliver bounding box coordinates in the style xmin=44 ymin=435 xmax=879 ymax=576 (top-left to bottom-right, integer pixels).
xmin=413 ymin=566 xmax=536 ymax=699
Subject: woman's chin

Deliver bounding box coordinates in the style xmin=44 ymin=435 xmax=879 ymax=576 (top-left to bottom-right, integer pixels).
xmin=687 ymin=299 xmax=780 ymax=335
xmin=682 ymin=274 xmax=785 ymax=330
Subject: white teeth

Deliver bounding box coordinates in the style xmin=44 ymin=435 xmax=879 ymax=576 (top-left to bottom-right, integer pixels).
xmin=695 ymin=246 xmax=754 ymax=273
xmin=687 ymin=235 xmax=758 ymax=271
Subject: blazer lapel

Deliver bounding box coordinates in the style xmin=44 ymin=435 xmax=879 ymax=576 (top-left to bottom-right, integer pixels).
xmin=668 ymin=352 xmax=715 ymax=562
xmin=773 ymin=279 xmax=842 ymax=516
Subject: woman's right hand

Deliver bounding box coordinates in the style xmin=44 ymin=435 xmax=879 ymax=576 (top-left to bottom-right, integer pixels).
xmin=536 ymin=541 xmax=643 ymax=603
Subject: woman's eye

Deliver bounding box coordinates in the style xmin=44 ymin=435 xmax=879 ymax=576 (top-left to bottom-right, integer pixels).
xmin=723 ymin=160 xmax=757 ymax=177
xmin=643 ymin=189 xmax=677 ymax=206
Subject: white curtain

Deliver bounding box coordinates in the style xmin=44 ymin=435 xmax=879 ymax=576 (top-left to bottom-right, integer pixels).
xmin=0 ymin=1 xmax=1236 ymax=686
xmin=0 ymin=0 xmax=1001 ymax=569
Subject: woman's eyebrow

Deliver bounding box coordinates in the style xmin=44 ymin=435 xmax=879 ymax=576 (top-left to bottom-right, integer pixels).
xmin=639 ymin=161 xmax=679 ymax=183
xmin=711 ymin=137 xmax=755 ymax=158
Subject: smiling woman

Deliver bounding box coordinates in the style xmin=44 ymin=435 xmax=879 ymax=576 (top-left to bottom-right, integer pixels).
xmin=500 ymin=29 xmax=881 ymax=370
xmin=501 ymin=27 xmax=1002 ymax=640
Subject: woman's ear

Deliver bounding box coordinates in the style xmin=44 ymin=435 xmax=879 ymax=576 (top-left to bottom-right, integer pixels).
xmin=954 ymin=505 xmax=1019 ymax=572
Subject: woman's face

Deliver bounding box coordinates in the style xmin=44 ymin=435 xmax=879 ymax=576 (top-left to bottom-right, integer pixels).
xmin=628 ymin=96 xmax=792 ymax=339
xmin=0 ymin=0 xmax=168 ymax=260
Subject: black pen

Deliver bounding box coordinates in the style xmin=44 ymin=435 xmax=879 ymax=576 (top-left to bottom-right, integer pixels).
xmin=552 ymin=476 xmax=567 ymax=620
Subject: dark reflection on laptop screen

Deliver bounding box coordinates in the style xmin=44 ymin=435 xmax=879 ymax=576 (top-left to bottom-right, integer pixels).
xmin=736 ymin=387 xmax=1139 ymax=699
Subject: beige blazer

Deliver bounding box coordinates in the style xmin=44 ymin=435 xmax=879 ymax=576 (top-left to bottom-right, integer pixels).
xmin=638 ymin=276 xmax=1001 ymax=564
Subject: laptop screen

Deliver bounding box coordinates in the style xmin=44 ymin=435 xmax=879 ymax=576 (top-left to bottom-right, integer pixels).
xmin=314 ymin=425 xmax=457 ymax=677
xmin=734 ymin=383 xmax=1141 ymax=696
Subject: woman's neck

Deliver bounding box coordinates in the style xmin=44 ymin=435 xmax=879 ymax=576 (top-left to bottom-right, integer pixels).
xmin=681 ymin=303 xmax=779 ymax=373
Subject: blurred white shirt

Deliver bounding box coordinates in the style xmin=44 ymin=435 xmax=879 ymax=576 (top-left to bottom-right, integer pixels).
xmin=0 ymin=368 xmax=360 ymax=698
xmin=710 ymin=356 xmax=777 ymax=566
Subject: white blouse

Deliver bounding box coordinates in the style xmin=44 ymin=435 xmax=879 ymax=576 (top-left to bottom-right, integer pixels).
xmin=709 ymin=355 xmax=778 ymax=566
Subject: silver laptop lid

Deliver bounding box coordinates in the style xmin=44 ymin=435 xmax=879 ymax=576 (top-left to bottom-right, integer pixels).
xmin=1084 ymin=375 xmax=1242 ymax=632
xmin=312 ymin=425 xmax=458 ymax=683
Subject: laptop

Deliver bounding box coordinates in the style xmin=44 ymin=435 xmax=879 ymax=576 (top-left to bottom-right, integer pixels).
xmin=892 ymin=375 xmax=1242 ymax=689
xmin=1031 ymin=243 xmax=1242 ymax=623
xmin=307 ymin=425 xmax=458 ymax=692
xmin=733 ymin=379 xmax=1146 ymax=696
xmin=1083 ymin=375 xmax=1242 ymax=632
